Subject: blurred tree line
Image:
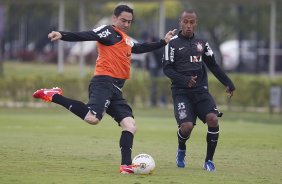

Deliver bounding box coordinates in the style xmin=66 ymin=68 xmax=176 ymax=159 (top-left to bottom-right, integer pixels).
xmin=0 ymin=0 xmax=281 ymax=76
xmin=1 ymin=69 xmax=282 ymax=111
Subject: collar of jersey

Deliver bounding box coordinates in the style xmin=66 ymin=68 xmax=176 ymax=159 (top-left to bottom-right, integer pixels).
xmin=178 ymin=31 xmax=195 ymax=40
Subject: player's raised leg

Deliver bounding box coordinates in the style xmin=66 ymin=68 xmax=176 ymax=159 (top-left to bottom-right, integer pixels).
xmin=33 ymin=87 xmax=99 ymax=125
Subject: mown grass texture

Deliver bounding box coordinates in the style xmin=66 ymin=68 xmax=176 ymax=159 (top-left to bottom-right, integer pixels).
xmin=0 ymin=107 xmax=281 ymax=184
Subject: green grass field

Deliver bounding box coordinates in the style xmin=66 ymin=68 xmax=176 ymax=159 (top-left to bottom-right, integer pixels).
xmin=2 ymin=61 xmax=93 ymax=78
xmin=0 ymin=107 xmax=281 ymax=184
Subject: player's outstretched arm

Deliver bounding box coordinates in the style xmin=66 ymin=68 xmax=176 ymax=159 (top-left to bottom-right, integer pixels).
xmin=48 ymin=31 xmax=62 ymax=42
xmin=164 ymin=29 xmax=177 ymax=43
xmin=132 ymin=28 xmax=176 ymax=54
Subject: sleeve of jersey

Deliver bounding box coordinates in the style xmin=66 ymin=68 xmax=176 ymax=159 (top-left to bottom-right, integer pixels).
xmin=162 ymin=44 xmax=191 ymax=86
xmin=131 ymin=39 xmax=167 ymax=54
xmin=59 ymin=25 xmax=115 ymax=43
xmin=60 ymin=31 xmax=100 ymax=41
xmin=203 ymin=42 xmax=235 ymax=91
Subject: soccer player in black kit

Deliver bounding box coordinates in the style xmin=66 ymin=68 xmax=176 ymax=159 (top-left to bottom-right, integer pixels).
xmin=162 ymin=10 xmax=235 ymax=172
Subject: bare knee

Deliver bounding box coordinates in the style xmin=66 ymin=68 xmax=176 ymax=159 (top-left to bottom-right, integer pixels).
xmin=206 ymin=113 xmax=218 ymax=127
xmin=84 ymin=112 xmax=100 ymax=125
xmin=180 ymin=122 xmax=194 ymax=136
xmin=120 ymin=117 xmax=136 ymax=135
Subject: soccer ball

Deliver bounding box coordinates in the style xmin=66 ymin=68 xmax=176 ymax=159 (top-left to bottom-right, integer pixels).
xmin=132 ymin=153 xmax=155 ymax=174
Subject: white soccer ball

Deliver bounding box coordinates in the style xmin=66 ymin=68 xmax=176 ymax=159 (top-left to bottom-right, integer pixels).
xmin=132 ymin=153 xmax=155 ymax=175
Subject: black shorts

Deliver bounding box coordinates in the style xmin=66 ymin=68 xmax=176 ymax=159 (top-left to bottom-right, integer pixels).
xmin=172 ymin=88 xmax=221 ymax=125
xmin=87 ymin=76 xmax=133 ymax=123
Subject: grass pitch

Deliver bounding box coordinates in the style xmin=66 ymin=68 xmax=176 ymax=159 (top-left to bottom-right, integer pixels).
xmin=0 ymin=107 xmax=281 ymax=184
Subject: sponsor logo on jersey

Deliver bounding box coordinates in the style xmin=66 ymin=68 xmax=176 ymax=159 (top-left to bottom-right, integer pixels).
xmin=190 ymin=55 xmax=203 ymax=63
xmin=97 ymin=29 xmax=111 ymax=38
xmin=170 ymin=47 xmax=175 ymax=62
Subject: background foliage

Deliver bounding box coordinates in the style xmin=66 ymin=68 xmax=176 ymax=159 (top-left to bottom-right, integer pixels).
xmin=1 ymin=62 xmax=282 ymax=110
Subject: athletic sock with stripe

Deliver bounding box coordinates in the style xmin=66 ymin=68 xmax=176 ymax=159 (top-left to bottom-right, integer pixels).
xmin=205 ymin=126 xmax=219 ymax=162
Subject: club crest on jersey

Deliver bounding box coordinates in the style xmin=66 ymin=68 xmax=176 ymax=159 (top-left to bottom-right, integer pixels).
xmin=190 ymin=55 xmax=202 ymax=63
xmin=196 ymin=42 xmax=203 ymax=52
xmin=126 ymin=38 xmax=134 ymax=47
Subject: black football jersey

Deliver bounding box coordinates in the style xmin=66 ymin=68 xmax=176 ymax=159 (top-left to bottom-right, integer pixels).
xmin=163 ymin=32 xmax=235 ymax=92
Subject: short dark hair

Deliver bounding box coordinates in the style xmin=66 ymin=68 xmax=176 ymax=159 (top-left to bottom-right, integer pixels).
xmin=182 ymin=9 xmax=197 ymax=17
xmin=114 ymin=5 xmax=134 ymax=17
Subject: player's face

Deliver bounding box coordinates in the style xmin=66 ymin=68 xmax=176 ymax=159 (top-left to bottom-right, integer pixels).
xmin=112 ymin=11 xmax=133 ymax=33
xmin=179 ymin=12 xmax=197 ymax=38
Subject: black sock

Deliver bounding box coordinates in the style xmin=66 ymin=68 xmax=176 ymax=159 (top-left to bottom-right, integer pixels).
xmin=205 ymin=126 xmax=219 ymax=162
xmin=120 ymin=131 xmax=133 ymax=165
xmin=52 ymin=94 xmax=89 ymax=120
xmin=177 ymin=128 xmax=190 ymax=151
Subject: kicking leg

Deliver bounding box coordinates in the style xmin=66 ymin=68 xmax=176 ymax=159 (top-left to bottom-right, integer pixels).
xmin=33 ymin=87 xmax=100 ymax=125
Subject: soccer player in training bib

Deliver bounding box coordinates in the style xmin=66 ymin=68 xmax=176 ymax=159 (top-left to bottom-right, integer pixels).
xmin=162 ymin=10 xmax=235 ymax=172
xmin=33 ymin=4 xmax=176 ymax=174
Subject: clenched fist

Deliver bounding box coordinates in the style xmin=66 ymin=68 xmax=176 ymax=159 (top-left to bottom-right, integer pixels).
xmin=48 ymin=31 xmax=62 ymax=42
